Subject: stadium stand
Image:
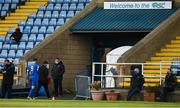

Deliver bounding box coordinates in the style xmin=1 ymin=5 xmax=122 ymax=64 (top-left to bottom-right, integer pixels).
xmin=0 ymin=0 xmax=91 ymax=64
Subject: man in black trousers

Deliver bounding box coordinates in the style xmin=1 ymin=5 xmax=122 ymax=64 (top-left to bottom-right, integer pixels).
xmin=51 ymin=58 xmax=65 ymax=98
xmin=36 ymin=61 xmax=50 ymax=98
xmin=127 ymin=68 xmax=145 ymax=101
xmin=160 ymin=69 xmax=177 ymax=102
xmin=1 ymin=59 xmax=15 ymax=98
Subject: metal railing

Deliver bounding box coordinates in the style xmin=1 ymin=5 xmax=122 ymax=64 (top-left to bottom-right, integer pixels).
xmin=92 ymin=61 xmax=180 ymax=88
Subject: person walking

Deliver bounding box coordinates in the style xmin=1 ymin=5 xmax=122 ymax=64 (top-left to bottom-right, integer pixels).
xmin=26 ymin=58 xmax=39 ymax=100
xmin=36 ymin=61 xmax=50 ymax=99
xmin=51 ymin=58 xmax=65 ymax=98
xmin=127 ymin=68 xmax=145 ymax=101
xmin=1 ymin=59 xmax=15 ymax=98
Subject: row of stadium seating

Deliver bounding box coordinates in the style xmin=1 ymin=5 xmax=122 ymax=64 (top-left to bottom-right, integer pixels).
xmin=39 ymin=3 xmax=87 ymax=11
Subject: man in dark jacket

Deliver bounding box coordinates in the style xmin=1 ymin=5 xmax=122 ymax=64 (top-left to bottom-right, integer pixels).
xmin=9 ymin=28 xmax=22 ymax=44
xmin=51 ymin=58 xmax=65 ymax=97
xmin=36 ymin=61 xmax=50 ymax=98
xmin=127 ymin=68 xmax=145 ymax=101
xmin=160 ymin=69 xmax=177 ymax=102
xmin=1 ymin=59 xmax=15 ymax=98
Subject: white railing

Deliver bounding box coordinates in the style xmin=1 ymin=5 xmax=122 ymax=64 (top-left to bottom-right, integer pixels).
xmin=92 ymin=61 xmax=180 ymax=88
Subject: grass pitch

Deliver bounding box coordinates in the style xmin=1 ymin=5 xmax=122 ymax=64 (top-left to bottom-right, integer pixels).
xmin=0 ymin=99 xmax=180 ymax=108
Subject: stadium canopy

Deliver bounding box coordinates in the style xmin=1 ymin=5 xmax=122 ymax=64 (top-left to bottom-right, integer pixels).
xmin=71 ymin=8 xmax=177 ymax=33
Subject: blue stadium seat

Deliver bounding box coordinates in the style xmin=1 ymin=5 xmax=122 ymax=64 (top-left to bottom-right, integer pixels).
xmin=0 ymin=50 xmax=8 ymax=58
xmin=16 ymin=50 xmax=23 ymax=58
xmin=26 ymin=18 xmax=34 ymax=26
xmin=8 ymin=50 xmax=16 ymax=58
xmin=46 ymin=4 xmax=54 ymax=11
xmin=55 ymin=26 xmax=61 ymax=30
xmin=39 ymin=6 xmax=46 ymax=11
xmin=31 ymin=26 xmax=39 ymax=33
xmin=18 ymin=42 xmax=26 ymax=50
xmin=48 ymin=0 xmax=56 ymax=4
xmin=34 ymin=18 xmax=42 ymax=26
xmin=79 ymin=0 xmax=86 ymax=3
xmin=57 ymin=18 xmax=65 ymax=25
xmin=64 ymin=0 xmax=71 ymax=3
xmin=36 ymin=34 xmax=44 ymax=42
xmin=59 ymin=11 xmax=67 ymax=18
xmin=29 ymin=34 xmax=37 ymax=42
xmin=3 ymin=44 xmax=10 ymax=50
xmin=19 ymin=26 xmax=24 ymax=32
xmin=39 ymin=26 xmax=47 ymax=34
xmin=10 ymin=44 xmax=18 ymax=50
xmin=24 ymin=50 xmax=30 ymax=54
xmin=0 ymin=0 xmax=5 ymax=3
xmin=61 ymin=3 xmax=69 ymax=11
xmin=42 ymin=18 xmax=49 ymax=26
xmin=0 ymin=42 xmax=3 ymax=49
xmin=56 ymin=0 xmax=64 ymax=3
xmin=67 ymin=11 xmax=74 ymax=18
xmin=21 ymin=34 xmax=29 ymax=42
xmin=12 ymin=0 xmax=19 ymax=3
xmin=46 ymin=26 xmax=54 ymax=33
xmin=2 ymin=4 xmax=10 ymax=11
xmin=49 ymin=18 xmax=57 ymax=26
xmin=75 ymin=10 xmax=80 ymax=14
xmin=5 ymin=0 xmax=12 ymax=3
xmin=44 ymin=11 xmax=51 ymax=18
xmin=29 ymin=13 xmax=37 ymax=18
xmin=52 ymin=11 xmax=59 ymax=18
xmin=1 ymin=11 xmax=7 ymax=17
xmin=77 ymin=3 xmax=84 ymax=11
xmin=8 ymin=28 xmax=15 ymax=34
xmin=26 ymin=42 xmax=34 ymax=50
xmin=11 ymin=4 xmax=17 ymax=10
xmin=23 ymin=26 xmax=31 ymax=34
xmin=36 ymin=11 xmax=44 ymax=18
xmin=0 ymin=37 xmax=5 ymax=41
xmin=54 ymin=4 xmax=61 ymax=11
xmin=35 ymin=42 xmax=40 ymax=46
xmin=5 ymin=34 xmax=11 ymax=42
xmin=45 ymin=34 xmax=51 ymax=38
xmin=19 ymin=21 xmax=26 ymax=26
xmin=69 ymin=3 xmax=77 ymax=11
xmin=72 ymin=0 xmax=79 ymax=3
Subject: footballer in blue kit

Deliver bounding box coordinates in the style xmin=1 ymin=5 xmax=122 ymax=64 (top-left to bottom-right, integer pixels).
xmin=26 ymin=58 xmax=39 ymax=99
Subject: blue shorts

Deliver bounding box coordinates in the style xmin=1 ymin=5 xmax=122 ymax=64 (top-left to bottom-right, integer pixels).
xmin=29 ymin=77 xmax=38 ymax=86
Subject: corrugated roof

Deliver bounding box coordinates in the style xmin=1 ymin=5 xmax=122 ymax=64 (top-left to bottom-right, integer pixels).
xmin=71 ymin=8 xmax=177 ymax=32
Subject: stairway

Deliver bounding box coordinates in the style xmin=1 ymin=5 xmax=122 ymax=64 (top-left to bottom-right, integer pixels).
xmin=0 ymin=0 xmax=48 ymax=36
xmin=120 ymin=36 xmax=180 ymax=87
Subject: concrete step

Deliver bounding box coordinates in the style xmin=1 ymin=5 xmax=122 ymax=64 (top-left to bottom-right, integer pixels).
xmin=5 ymin=16 xmax=27 ymax=20
xmin=144 ymin=65 xmax=170 ymax=69
xmin=15 ymin=9 xmax=37 ymax=13
xmin=156 ymin=53 xmax=180 ymax=57
xmin=0 ymin=24 xmax=17 ymax=28
xmin=176 ymin=36 xmax=180 ymax=40
xmin=171 ymin=40 xmax=180 ymax=44
xmin=161 ymin=48 xmax=180 ymax=52
xmin=166 ymin=44 xmax=180 ymax=48
xmin=143 ymin=69 xmax=168 ymax=73
xmin=150 ymin=57 xmax=173 ymax=61
xmin=119 ymin=82 xmax=159 ymax=87
xmin=25 ymin=2 xmax=47 ymax=5
xmin=0 ymin=20 xmax=20 ymax=24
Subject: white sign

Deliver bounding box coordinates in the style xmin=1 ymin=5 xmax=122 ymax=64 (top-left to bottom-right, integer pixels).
xmin=104 ymin=1 xmax=172 ymax=9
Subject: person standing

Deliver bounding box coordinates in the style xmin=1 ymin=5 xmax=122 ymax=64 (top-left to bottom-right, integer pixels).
xmin=160 ymin=69 xmax=177 ymax=102
xmin=36 ymin=61 xmax=50 ymax=99
xmin=127 ymin=68 xmax=145 ymax=101
xmin=51 ymin=58 xmax=65 ymax=98
xmin=1 ymin=59 xmax=15 ymax=98
xmin=26 ymin=58 xmax=39 ymax=99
